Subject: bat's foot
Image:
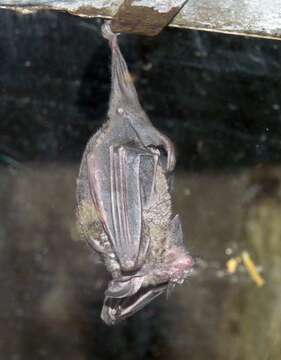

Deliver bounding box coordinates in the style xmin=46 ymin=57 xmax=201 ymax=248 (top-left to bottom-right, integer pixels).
xmin=101 ymin=21 xmax=119 ymax=50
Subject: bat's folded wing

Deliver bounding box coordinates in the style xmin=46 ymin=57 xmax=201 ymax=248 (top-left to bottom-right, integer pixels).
xmin=87 ymin=144 xmax=157 ymax=272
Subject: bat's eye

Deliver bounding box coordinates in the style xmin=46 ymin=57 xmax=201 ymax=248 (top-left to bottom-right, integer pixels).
xmin=117 ymin=107 xmax=124 ymax=114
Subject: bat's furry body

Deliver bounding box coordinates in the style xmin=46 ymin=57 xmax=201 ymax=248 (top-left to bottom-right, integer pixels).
xmin=76 ymin=22 xmax=193 ymax=325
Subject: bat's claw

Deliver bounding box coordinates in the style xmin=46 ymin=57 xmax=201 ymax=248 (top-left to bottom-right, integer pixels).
xmin=159 ymin=133 xmax=176 ymax=172
xmin=101 ymin=21 xmax=119 ymax=49
xmin=167 ymin=147 xmax=176 ymax=172
xmin=101 ymin=21 xmax=114 ymax=41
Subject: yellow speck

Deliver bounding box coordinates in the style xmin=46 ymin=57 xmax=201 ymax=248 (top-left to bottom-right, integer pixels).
xmin=226 ymin=257 xmax=241 ymax=274
xmin=241 ymin=251 xmax=265 ymax=287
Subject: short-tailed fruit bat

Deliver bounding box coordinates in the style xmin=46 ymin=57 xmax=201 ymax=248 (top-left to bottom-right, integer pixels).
xmin=76 ymin=21 xmax=193 ymax=325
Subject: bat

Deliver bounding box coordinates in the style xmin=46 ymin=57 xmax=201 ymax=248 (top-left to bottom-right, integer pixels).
xmin=76 ymin=21 xmax=193 ymax=325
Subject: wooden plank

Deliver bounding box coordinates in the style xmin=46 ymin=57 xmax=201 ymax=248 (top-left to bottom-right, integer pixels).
xmin=111 ymin=1 xmax=188 ymax=36
xmin=174 ymin=0 xmax=281 ymax=40
xmin=0 ymin=0 xmax=281 ymax=39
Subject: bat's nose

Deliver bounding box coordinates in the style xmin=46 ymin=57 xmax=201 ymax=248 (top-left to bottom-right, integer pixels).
xmin=185 ymin=254 xmax=194 ymax=268
xmin=177 ymin=253 xmax=194 ymax=269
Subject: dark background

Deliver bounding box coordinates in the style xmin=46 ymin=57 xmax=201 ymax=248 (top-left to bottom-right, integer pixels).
xmin=0 ymin=9 xmax=280 ymax=360
xmin=1 ymin=10 xmax=281 ymax=169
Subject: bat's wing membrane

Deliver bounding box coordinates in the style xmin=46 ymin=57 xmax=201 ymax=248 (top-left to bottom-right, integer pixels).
xmin=87 ymin=144 xmax=157 ymax=271
xmin=109 ymin=145 xmax=143 ymax=270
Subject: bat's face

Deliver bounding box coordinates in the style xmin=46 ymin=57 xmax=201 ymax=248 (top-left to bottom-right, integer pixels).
xmin=101 ymin=245 xmax=193 ymax=325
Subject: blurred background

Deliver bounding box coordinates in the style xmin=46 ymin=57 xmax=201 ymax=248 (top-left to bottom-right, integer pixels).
xmin=0 ymin=10 xmax=280 ymax=360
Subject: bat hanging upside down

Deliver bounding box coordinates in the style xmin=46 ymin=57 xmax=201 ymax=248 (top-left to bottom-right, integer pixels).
xmin=76 ymin=21 xmax=193 ymax=325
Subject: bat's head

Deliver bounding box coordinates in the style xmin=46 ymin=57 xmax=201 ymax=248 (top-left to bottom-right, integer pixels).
xmin=100 ymin=256 xmax=193 ymax=326
xmin=100 ymin=249 xmax=193 ymax=325
xmin=100 ymin=215 xmax=193 ymax=325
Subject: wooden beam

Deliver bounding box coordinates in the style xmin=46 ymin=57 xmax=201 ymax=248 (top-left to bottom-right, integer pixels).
xmin=111 ymin=1 xmax=188 ymax=36
xmin=0 ymin=0 xmax=281 ymax=40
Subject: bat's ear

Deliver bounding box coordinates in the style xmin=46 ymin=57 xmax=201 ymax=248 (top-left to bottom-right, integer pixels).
xmin=168 ymin=215 xmax=185 ymax=247
xmin=105 ymin=276 xmax=144 ymax=298
xmin=101 ymin=284 xmax=167 ymax=325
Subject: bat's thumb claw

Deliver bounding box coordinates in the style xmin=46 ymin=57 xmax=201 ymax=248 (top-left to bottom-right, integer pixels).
xmin=157 ymin=132 xmax=176 ymax=172
xmin=167 ymin=151 xmax=176 ymax=172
